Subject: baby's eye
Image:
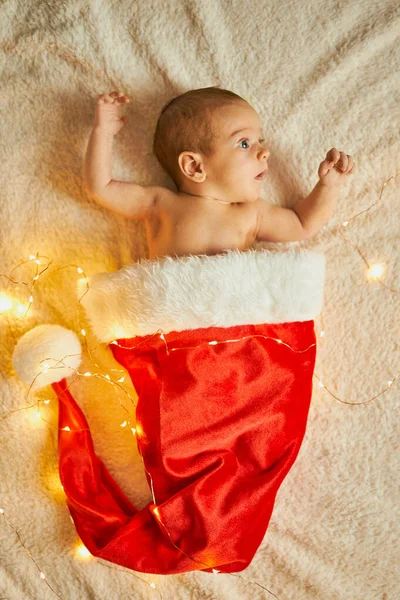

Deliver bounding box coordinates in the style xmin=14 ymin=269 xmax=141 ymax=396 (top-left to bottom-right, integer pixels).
xmin=238 ymin=138 xmax=266 ymax=149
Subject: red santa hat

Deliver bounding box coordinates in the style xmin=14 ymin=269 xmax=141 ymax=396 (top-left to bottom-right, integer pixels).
xmin=12 ymin=247 xmax=326 ymax=575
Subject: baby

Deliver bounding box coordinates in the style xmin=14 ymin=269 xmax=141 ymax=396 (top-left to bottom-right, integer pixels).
xmin=83 ymin=87 xmax=355 ymax=260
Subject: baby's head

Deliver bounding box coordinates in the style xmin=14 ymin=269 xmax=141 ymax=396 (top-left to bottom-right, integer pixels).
xmin=153 ymin=87 xmax=270 ymax=205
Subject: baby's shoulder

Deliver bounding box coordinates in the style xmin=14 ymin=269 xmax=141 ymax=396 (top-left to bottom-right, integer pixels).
xmin=153 ymin=185 xmax=179 ymax=212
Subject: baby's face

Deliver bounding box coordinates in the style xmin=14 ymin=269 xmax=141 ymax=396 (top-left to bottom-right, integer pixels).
xmin=201 ymin=102 xmax=270 ymax=203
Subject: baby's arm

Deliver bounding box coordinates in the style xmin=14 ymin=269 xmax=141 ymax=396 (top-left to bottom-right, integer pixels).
xmin=83 ymin=91 xmax=159 ymax=220
xmin=293 ymin=149 xmax=355 ymax=236
xmin=256 ymin=149 xmax=355 ymax=242
xmin=83 ymin=126 xmax=113 ymax=193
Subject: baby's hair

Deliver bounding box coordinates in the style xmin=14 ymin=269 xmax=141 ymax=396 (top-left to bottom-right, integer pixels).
xmin=152 ymin=86 xmax=246 ymax=189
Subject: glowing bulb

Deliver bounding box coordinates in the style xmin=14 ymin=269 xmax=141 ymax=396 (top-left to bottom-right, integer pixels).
xmin=44 ymin=399 xmax=51 ymax=404
xmin=117 ymin=376 xmax=125 ymax=383
xmin=318 ymin=381 xmax=325 ymax=388
xmin=277 ymin=339 xmax=282 ymax=344
xmin=29 ymin=254 xmax=36 ymax=260
xmin=33 ymin=275 xmax=39 ymax=280
xmin=153 ymin=507 xmax=160 ymax=518
xmin=111 ymin=341 xmax=118 ymax=345
xmin=83 ymin=372 xmax=91 ymax=377
xmin=29 ymin=295 xmax=33 ymax=303
xmin=62 ymin=426 xmax=71 ymax=431
xmin=0 ymin=294 xmax=13 ymax=312
xmin=367 ymin=263 xmax=385 ymax=280
xmin=209 ymin=341 xmax=218 ymax=345
xmin=150 ymin=583 xmax=156 ymax=589
xmin=81 ymin=328 xmax=86 ymax=336
xmin=40 ymin=572 xmax=46 ymax=579
xmin=212 ymin=569 xmax=220 ymax=574
xmin=76 ymin=543 xmax=91 ymax=558
xmin=388 ymin=380 xmax=393 ymax=386
xmin=0 ymin=508 xmax=4 ymax=514
xmin=120 ymin=421 xmax=127 ymax=428
xmin=160 ymin=333 xmax=165 ymax=340
xmin=77 ymin=267 xmax=83 ymax=274
xmin=320 ymin=330 xmax=325 ymax=337
xmin=105 ymin=374 xmax=110 ymax=380
xmin=35 ymin=259 xmax=41 ymax=265
xmin=35 ymin=411 xmax=41 ymax=418
xmin=131 ymin=427 xmax=136 ymax=435
xmin=342 ymin=221 xmax=349 ymax=227
xmin=42 ymin=361 xmax=50 ymax=374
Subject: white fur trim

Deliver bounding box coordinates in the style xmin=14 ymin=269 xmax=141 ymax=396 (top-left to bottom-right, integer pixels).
xmin=77 ymin=248 xmax=326 ymax=343
xmin=12 ymin=324 xmax=82 ymax=390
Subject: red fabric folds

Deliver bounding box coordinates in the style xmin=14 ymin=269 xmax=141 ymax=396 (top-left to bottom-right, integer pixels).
xmin=51 ymin=319 xmax=317 ymax=574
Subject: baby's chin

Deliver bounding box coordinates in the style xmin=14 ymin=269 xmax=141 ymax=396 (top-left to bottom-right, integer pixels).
xmin=241 ymin=193 xmax=259 ymax=203
xmin=228 ymin=187 xmax=259 ymax=204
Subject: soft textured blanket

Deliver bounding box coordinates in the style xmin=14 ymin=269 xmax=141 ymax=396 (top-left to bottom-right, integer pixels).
xmin=1 ymin=1 xmax=399 ymax=599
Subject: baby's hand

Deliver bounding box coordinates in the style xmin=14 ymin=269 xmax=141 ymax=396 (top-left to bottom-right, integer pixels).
xmin=318 ymin=148 xmax=356 ymax=188
xmin=93 ymin=91 xmax=130 ymax=136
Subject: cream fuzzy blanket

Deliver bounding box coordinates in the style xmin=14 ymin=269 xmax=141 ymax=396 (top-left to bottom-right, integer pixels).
xmin=1 ymin=1 xmax=399 ymax=599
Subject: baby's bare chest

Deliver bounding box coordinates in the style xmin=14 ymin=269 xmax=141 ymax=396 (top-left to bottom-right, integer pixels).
xmin=145 ymin=190 xmax=257 ymax=260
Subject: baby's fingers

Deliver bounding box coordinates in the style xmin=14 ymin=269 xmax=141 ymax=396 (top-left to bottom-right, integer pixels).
xmin=97 ymin=91 xmax=130 ymax=104
xmin=326 ymin=148 xmax=341 ymax=164
xmin=97 ymin=93 xmax=115 ymax=104
xmin=109 ymin=91 xmax=130 ymax=103
xmin=347 ymin=161 xmax=356 ymax=175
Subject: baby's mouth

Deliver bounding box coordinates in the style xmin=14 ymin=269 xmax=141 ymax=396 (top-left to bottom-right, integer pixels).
xmin=255 ymin=168 xmax=268 ymax=180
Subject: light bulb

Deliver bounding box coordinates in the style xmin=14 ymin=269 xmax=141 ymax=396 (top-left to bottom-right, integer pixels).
xmin=367 ymin=263 xmax=385 ymax=280
xmin=0 ymin=294 xmax=13 ymax=311
xmin=76 ymin=544 xmax=91 ymax=558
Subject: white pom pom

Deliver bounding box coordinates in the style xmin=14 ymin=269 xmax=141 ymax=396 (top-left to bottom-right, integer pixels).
xmin=12 ymin=324 xmax=82 ymax=390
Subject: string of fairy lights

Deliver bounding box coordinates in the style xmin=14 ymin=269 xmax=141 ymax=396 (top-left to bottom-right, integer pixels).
xmin=0 ymin=170 xmax=399 ymax=599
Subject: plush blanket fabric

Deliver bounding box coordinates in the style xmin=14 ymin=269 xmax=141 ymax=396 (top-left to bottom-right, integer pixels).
xmin=1 ymin=1 xmax=399 ymax=599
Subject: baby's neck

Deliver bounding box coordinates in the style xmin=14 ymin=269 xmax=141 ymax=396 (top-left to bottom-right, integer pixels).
xmin=179 ymin=191 xmax=231 ymax=205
